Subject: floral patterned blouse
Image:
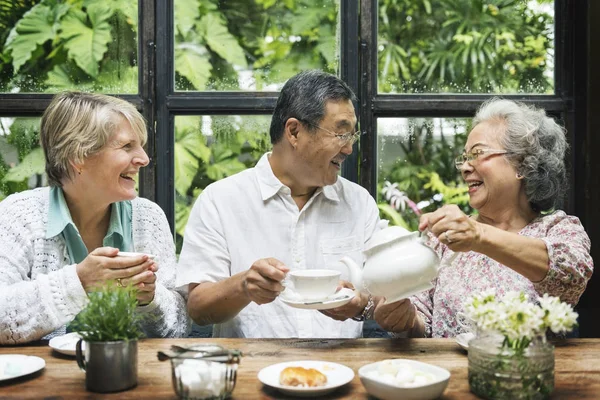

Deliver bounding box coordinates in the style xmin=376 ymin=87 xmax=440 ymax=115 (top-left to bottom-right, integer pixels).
xmin=410 ymin=210 xmax=593 ymax=338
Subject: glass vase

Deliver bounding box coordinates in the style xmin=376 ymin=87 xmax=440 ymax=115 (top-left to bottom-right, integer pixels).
xmin=468 ymin=331 xmax=554 ymax=400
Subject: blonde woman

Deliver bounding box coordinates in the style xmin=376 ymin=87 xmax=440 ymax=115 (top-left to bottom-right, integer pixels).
xmin=0 ymin=92 xmax=189 ymax=344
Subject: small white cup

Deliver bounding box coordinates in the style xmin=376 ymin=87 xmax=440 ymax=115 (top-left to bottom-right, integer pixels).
xmin=116 ymin=251 xmax=156 ymax=260
xmin=284 ymin=269 xmax=341 ymax=301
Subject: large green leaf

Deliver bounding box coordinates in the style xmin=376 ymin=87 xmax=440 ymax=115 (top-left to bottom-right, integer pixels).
xmin=93 ymin=60 xmax=138 ymax=93
xmin=205 ymin=159 xmax=245 ymax=181
xmin=4 ymin=2 xmax=68 ymax=73
xmin=91 ymin=0 xmax=138 ymax=30
xmin=205 ymin=142 xmax=246 ymax=181
xmin=59 ymin=4 xmax=113 ymax=77
xmin=177 ymin=125 xmax=211 ymax=164
xmin=45 ymin=64 xmax=73 ymax=88
xmin=174 ymin=141 xmax=200 ymax=196
xmin=174 ymin=117 xmax=210 ymax=195
xmin=316 ymin=25 xmax=336 ymax=67
xmin=199 ymin=13 xmax=247 ymax=68
xmin=290 ymin=8 xmax=321 ymax=36
xmin=3 ymin=147 xmax=45 ymax=182
xmin=174 ymin=0 xmax=199 ymax=37
xmin=175 ymin=45 xmax=211 ymax=90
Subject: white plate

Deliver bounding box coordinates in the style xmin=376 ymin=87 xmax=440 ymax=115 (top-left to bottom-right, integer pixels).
xmin=0 ymin=355 xmax=45 ymax=382
xmin=279 ymin=288 xmax=355 ymax=310
xmin=358 ymin=359 xmax=450 ymax=400
xmin=49 ymin=332 xmax=84 ymax=356
xmin=258 ymin=360 xmax=354 ymax=397
xmin=455 ymin=332 xmax=475 ymax=351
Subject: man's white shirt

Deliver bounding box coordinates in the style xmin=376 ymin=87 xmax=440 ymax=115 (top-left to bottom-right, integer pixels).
xmin=177 ymin=153 xmax=380 ymax=338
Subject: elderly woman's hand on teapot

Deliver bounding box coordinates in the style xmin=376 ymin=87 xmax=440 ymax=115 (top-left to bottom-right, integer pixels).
xmin=418 ymin=204 xmax=482 ymax=252
xmin=373 ymin=298 xmax=421 ymax=333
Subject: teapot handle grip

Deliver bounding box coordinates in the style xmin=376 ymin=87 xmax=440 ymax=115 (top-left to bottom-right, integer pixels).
xmin=418 ymin=228 xmax=430 ymax=244
xmin=438 ymin=251 xmax=459 ymax=272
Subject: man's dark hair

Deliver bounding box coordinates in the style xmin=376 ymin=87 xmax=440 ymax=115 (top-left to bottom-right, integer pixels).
xmin=269 ymin=70 xmax=357 ymax=144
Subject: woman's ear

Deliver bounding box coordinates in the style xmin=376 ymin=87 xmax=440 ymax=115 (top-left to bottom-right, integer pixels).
xmin=69 ymin=160 xmax=83 ymax=176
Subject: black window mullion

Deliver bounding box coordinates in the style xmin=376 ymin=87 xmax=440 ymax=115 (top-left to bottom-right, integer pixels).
xmin=359 ymin=0 xmax=378 ymax=195
xmin=138 ymin=0 xmax=157 ymax=203
xmin=166 ymin=93 xmax=278 ymax=113
xmin=155 ymin=0 xmax=176 ymax=232
xmin=340 ymin=0 xmax=360 ymax=183
xmin=373 ymin=95 xmax=571 ymax=118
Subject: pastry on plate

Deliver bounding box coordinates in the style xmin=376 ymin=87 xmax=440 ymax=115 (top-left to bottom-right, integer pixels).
xmin=279 ymin=366 xmax=327 ymax=387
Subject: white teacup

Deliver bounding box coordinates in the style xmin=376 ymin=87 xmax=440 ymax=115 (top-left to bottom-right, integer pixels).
xmin=283 ymin=269 xmax=341 ymax=301
xmin=116 ymin=251 xmax=156 ymax=260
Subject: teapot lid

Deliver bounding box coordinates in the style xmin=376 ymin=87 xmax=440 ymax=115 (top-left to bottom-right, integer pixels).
xmin=364 ymin=225 xmax=417 ymax=252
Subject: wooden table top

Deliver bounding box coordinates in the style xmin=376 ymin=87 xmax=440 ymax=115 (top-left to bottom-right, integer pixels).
xmin=1 ymin=338 xmax=599 ymax=399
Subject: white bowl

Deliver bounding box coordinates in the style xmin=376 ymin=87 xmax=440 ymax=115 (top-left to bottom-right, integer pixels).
xmin=358 ymin=359 xmax=450 ymax=400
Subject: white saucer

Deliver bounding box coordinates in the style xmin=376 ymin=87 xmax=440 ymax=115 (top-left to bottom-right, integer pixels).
xmin=0 ymin=355 xmax=45 ymax=381
xmin=279 ymin=288 xmax=355 ymax=310
xmin=49 ymin=332 xmax=83 ymax=356
xmin=258 ymin=360 xmax=354 ymax=397
xmin=455 ymin=332 xmax=475 ymax=351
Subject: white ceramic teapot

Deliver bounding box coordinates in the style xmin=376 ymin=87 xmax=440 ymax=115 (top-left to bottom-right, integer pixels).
xmin=338 ymin=226 xmax=440 ymax=303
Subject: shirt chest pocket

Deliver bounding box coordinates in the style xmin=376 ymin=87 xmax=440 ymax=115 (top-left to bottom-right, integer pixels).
xmin=319 ymin=236 xmax=362 ymax=281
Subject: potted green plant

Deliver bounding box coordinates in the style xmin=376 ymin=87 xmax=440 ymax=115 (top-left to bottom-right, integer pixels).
xmin=70 ymin=283 xmax=145 ymax=393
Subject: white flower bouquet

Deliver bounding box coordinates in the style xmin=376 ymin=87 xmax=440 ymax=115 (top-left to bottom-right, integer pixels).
xmin=464 ymin=290 xmax=578 ymax=352
xmin=464 ymin=290 xmax=578 ymax=400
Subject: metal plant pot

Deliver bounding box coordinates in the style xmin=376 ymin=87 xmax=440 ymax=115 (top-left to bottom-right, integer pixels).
xmin=76 ymin=339 xmax=138 ymax=393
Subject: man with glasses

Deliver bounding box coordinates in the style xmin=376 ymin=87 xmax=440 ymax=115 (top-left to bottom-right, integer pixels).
xmin=178 ymin=70 xmax=379 ymax=338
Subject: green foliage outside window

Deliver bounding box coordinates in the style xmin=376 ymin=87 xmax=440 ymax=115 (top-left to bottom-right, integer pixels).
xmin=0 ymin=0 xmax=555 ymax=241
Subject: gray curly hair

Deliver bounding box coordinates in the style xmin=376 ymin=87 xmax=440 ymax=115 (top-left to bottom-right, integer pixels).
xmin=472 ymin=98 xmax=568 ymax=212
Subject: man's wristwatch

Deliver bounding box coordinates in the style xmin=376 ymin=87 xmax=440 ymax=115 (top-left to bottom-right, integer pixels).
xmin=352 ymin=294 xmax=374 ymax=321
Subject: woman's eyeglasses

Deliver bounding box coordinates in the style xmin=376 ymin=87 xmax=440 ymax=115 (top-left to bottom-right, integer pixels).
xmin=454 ymin=149 xmax=510 ymax=170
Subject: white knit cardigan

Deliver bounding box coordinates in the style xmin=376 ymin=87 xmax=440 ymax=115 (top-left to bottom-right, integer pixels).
xmin=0 ymin=187 xmax=190 ymax=344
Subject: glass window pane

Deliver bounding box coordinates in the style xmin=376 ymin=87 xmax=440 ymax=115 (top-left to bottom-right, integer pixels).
xmin=378 ymin=1 xmax=555 ymax=94
xmin=0 ymin=2 xmax=138 ymax=93
xmin=174 ymin=115 xmax=272 ymax=251
xmin=377 ymin=117 xmax=472 ymax=230
xmin=173 ymin=0 xmax=340 ymax=91
xmin=0 ymin=117 xmax=44 ymax=200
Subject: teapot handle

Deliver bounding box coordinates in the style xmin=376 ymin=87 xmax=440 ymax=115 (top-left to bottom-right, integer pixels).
xmin=418 ymin=228 xmax=430 ymax=244
xmin=281 ymin=275 xmax=296 ymax=294
xmin=438 ymin=251 xmax=460 ymax=272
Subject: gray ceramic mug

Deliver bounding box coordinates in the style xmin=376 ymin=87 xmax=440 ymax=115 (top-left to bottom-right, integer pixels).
xmin=76 ymin=339 xmax=138 ymax=393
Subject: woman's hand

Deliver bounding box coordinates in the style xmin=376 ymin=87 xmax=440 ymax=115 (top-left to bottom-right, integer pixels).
xmin=128 ymin=269 xmax=157 ymax=306
xmin=373 ymin=298 xmax=419 ymax=333
xmin=419 ymin=204 xmax=482 ymax=252
xmin=76 ymin=247 xmax=156 ymax=295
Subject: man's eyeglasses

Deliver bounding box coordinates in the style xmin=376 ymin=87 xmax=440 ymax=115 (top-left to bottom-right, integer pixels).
xmin=454 ymin=148 xmax=510 ymax=170
xmin=301 ymin=120 xmax=361 ymax=145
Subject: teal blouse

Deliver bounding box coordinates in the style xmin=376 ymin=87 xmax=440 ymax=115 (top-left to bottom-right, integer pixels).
xmin=46 ymin=186 xmax=133 ymax=264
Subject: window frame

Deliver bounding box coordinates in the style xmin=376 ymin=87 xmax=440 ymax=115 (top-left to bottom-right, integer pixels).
xmin=0 ymin=0 xmax=598 ymax=335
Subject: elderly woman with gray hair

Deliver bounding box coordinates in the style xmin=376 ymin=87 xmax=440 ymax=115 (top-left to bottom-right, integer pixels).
xmin=374 ymin=98 xmax=594 ymax=338
xmin=0 ymin=92 xmax=189 ymax=344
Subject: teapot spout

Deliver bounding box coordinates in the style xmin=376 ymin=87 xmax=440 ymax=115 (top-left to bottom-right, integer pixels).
xmin=338 ymin=256 xmax=363 ymax=292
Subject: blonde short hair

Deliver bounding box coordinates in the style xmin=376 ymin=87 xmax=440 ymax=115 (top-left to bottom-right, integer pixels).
xmin=40 ymin=91 xmax=147 ymax=187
